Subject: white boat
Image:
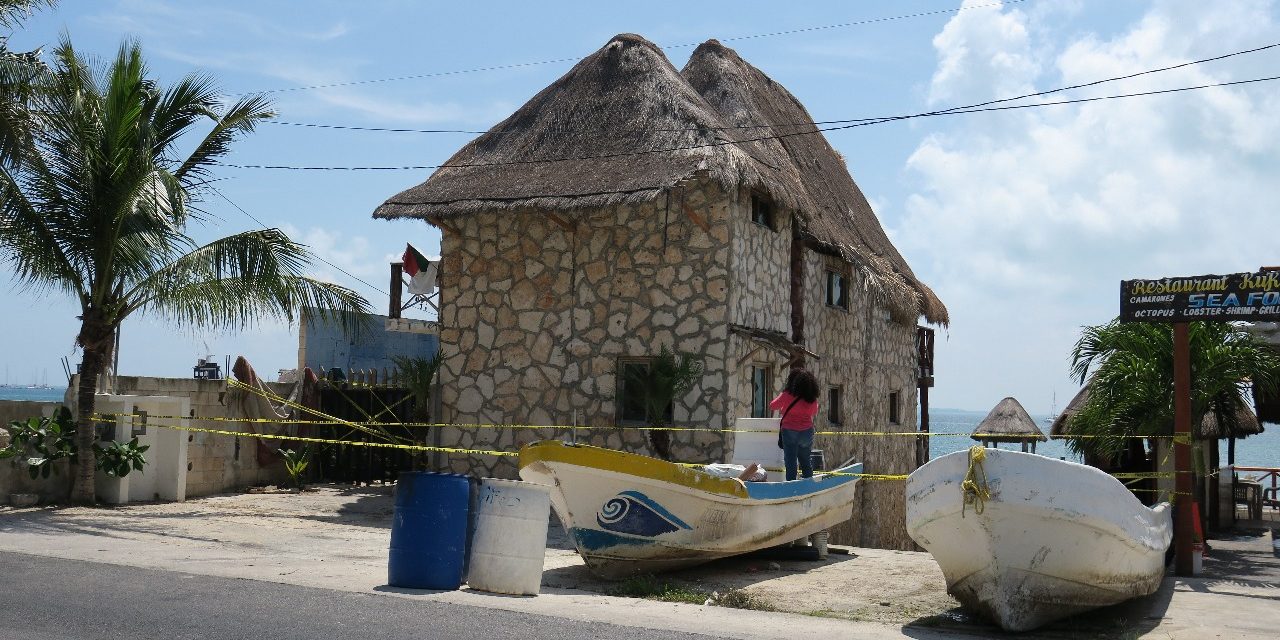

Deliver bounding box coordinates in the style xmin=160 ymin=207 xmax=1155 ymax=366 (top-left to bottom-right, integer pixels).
xmin=518 ymin=440 xmax=862 ymax=579
xmin=905 ymin=448 xmax=1172 ymax=632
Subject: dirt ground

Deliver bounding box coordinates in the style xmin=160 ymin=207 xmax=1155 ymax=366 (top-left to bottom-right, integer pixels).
xmin=3 ymin=484 xmax=1278 ymax=639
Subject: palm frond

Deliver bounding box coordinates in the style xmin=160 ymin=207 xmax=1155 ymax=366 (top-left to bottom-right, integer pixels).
xmin=0 ymin=0 xmax=52 ymax=29
xmin=175 ymin=93 xmax=274 ymax=188
xmin=124 ymin=227 xmax=370 ymax=332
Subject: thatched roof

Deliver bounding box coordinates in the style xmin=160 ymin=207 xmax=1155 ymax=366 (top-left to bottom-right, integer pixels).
xmin=374 ymin=34 xmax=772 ymax=219
xmin=1050 ymin=385 xmax=1264 ymax=440
xmin=373 ymin=34 xmax=946 ymax=326
xmin=681 ymin=40 xmax=946 ymax=325
xmin=971 ymin=397 xmax=1046 ymax=443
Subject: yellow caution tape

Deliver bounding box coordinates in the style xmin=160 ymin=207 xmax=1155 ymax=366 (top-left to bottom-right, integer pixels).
xmin=87 ymin=408 xmax=1190 ymax=440
xmin=88 ymin=416 xmax=517 ymax=458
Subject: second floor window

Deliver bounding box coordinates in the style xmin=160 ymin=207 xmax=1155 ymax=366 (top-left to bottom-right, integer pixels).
xmin=751 ymin=194 xmax=775 ymax=230
xmin=826 ymin=270 xmax=848 ymax=309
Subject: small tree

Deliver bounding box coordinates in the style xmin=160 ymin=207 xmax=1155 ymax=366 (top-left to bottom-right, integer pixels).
xmin=392 ymin=352 xmax=442 ymax=469
xmin=392 ymin=351 xmax=442 ymax=422
xmin=1067 ymin=319 xmax=1280 ymax=461
xmin=623 ymin=345 xmax=704 ymax=460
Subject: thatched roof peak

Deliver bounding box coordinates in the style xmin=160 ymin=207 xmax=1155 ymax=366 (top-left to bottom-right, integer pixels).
xmin=972 ymin=397 xmax=1047 ymax=442
xmin=681 ymin=39 xmax=947 ymax=325
xmin=373 ymin=33 xmax=947 ymax=325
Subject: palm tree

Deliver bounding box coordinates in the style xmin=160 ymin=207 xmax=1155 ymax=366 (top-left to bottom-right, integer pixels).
xmin=0 ymin=39 xmax=370 ymax=504
xmin=623 ymin=345 xmax=704 ymax=460
xmin=1066 ymin=319 xmax=1280 ymax=461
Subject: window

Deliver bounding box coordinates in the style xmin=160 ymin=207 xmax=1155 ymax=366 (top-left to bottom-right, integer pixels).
xmin=751 ymin=366 xmax=772 ymax=418
xmin=825 ymin=270 xmax=848 ymax=309
xmin=617 ymin=358 xmax=674 ymax=424
xmin=888 ymin=391 xmax=901 ymax=425
xmin=828 ymin=387 xmax=842 ymax=426
xmin=750 ymin=194 xmax=775 ymax=230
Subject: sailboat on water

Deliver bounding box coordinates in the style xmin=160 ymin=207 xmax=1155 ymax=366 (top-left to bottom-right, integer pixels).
xmin=1041 ymin=391 xmax=1057 ymax=425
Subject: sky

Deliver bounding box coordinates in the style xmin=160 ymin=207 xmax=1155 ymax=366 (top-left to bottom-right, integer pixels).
xmin=2 ymin=0 xmax=1277 ymax=413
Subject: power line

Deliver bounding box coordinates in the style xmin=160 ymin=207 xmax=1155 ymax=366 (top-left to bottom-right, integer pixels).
xmin=720 ymin=40 xmax=1280 ymax=130
xmin=260 ymin=40 xmax=1280 ymax=136
xmin=214 ymin=74 xmax=1280 ymax=171
xmin=265 ymin=121 xmax=487 ymax=134
xmin=240 ymin=0 xmax=1029 ymax=95
xmin=210 ymin=188 xmax=390 ymax=299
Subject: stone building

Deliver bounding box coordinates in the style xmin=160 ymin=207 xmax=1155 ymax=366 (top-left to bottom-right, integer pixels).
xmin=374 ymin=34 xmax=947 ymax=549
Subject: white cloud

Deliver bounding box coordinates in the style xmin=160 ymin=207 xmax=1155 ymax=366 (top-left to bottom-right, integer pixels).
xmin=894 ymin=0 xmax=1280 ymax=410
xmin=928 ymin=0 xmax=1040 ymax=104
xmin=280 ymin=223 xmax=380 ymax=286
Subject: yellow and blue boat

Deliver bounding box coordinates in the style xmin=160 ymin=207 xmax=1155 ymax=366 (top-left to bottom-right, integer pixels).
xmin=518 ymin=440 xmax=862 ymax=579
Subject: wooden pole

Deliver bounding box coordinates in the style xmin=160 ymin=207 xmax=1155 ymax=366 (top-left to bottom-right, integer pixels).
xmin=788 ymin=216 xmax=805 ymax=367
xmin=389 ymin=262 xmax=403 ymax=319
xmin=918 ymin=383 xmax=930 ymax=467
xmin=1173 ymin=321 xmax=1194 ymax=576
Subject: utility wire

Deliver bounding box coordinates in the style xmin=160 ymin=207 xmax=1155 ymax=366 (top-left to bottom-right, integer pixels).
xmin=216 ymin=74 xmax=1280 ymax=171
xmin=240 ymin=0 xmax=1029 ymax=95
xmin=210 ymin=188 xmax=390 ymax=299
xmin=261 ymin=40 xmax=1280 ymax=135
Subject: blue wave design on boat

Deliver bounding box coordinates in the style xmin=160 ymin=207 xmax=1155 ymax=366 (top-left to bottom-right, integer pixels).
xmin=596 ymin=490 xmax=692 ymax=537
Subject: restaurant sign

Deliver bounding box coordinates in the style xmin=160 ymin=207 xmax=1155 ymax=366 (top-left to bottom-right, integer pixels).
xmin=1121 ymin=270 xmax=1280 ymax=323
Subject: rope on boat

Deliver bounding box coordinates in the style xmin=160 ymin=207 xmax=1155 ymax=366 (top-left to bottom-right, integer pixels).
xmin=961 ymin=445 xmax=991 ymax=517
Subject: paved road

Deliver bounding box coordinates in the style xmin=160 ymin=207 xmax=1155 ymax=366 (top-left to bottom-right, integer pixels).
xmin=0 ymin=553 xmax=723 ymax=640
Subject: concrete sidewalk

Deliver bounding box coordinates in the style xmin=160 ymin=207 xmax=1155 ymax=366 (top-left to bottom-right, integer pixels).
xmin=1 ymin=485 xmax=1276 ymax=639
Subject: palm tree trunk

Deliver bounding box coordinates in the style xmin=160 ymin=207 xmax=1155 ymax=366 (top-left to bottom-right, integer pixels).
xmin=70 ymin=319 xmax=113 ymax=505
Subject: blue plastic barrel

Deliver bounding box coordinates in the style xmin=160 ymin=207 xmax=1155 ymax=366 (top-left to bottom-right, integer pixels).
xmin=388 ymin=471 xmax=471 ymax=589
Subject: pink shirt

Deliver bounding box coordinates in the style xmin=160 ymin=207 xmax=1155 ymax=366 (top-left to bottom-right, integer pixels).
xmin=769 ymin=391 xmax=818 ymax=431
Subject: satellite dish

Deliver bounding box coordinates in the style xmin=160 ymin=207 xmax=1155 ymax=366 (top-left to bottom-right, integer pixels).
xmin=408 ymin=261 xmax=437 ymax=296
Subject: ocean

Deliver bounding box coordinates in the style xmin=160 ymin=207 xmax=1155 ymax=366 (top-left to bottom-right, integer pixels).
xmin=0 ymin=386 xmax=66 ymax=403
xmin=928 ymin=407 xmax=1280 ymax=470
xmin=1 ymin=388 xmax=1274 ymax=469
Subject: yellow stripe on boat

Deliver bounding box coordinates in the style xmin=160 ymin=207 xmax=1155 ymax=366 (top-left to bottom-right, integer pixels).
xmin=517 ymin=441 xmax=749 ymax=499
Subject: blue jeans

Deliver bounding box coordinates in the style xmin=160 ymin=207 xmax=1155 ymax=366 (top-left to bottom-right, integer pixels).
xmin=781 ymin=427 xmax=814 ymax=480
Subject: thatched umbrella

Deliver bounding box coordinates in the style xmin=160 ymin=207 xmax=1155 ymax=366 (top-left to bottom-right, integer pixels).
xmin=372 ymin=33 xmax=946 ymax=326
xmin=972 ymin=397 xmax=1047 ymax=453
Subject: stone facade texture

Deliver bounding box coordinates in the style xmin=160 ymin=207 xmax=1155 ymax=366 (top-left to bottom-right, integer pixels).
xmin=431 ymin=176 xmax=925 ymax=549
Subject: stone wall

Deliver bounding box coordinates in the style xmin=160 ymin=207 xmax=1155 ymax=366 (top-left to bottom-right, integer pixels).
xmin=802 ymin=253 xmax=920 ymax=550
xmin=434 ymin=175 xmax=733 ymax=478
xmin=429 ymin=176 xmax=924 ymax=550
xmin=728 ymin=187 xmax=791 ymax=334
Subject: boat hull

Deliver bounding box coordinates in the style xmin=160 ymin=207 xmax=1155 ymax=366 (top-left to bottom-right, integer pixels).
xmin=519 ymin=441 xmax=861 ymax=579
xmin=906 ymin=449 xmax=1172 ymax=632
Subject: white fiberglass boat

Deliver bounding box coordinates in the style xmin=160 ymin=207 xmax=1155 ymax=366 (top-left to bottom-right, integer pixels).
xmin=518 ymin=441 xmax=861 ymax=579
xmin=905 ymin=448 xmax=1171 ymax=632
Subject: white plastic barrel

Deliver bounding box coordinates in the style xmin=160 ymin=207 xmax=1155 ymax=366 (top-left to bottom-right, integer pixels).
xmin=466 ymin=478 xmax=551 ymax=595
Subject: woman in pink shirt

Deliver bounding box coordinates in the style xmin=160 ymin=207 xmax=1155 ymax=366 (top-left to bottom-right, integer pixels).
xmin=769 ymin=368 xmax=820 ymax=480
